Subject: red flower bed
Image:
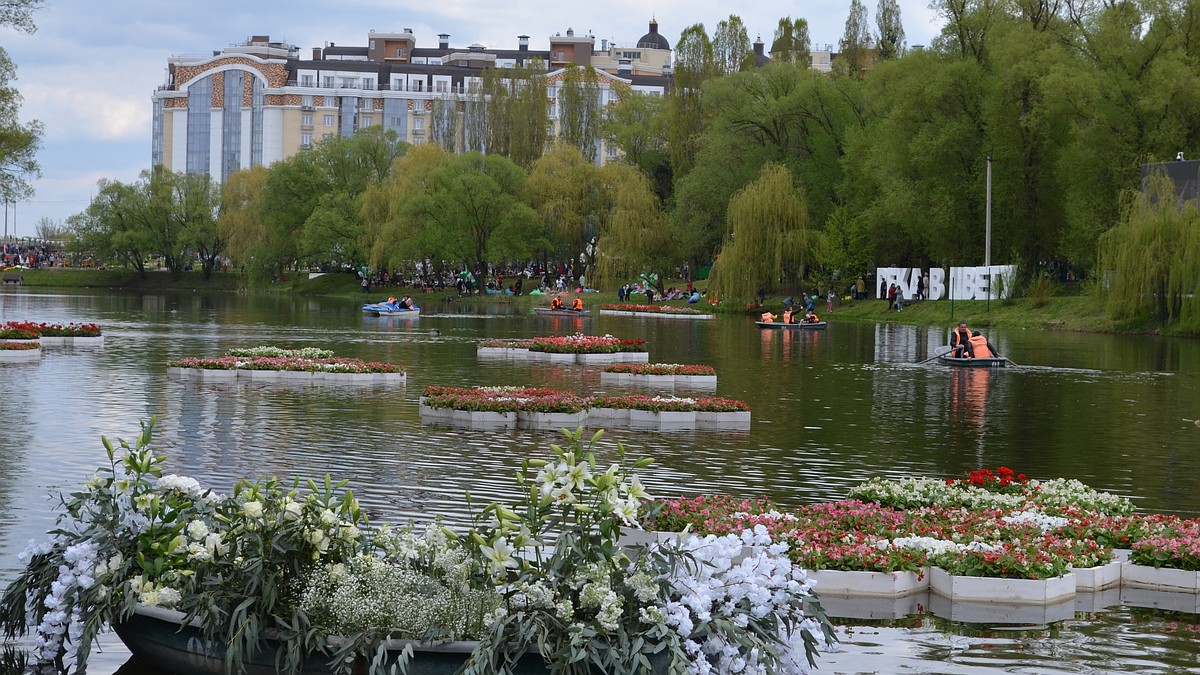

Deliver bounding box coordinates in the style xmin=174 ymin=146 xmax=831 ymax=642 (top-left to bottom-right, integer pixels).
xmin=599 ymin=304 xmax=707 ymax=315
xmin=0 ymin=340 xmax=40 ymax=350
xmin=168 ymin=355 xmax=401 ymax=374
xmin=3 ymin=321 xmax=102 ymax=337
xmin=421 ymin=386 xmax=589 ymax=413
xmin=588 ymin=394 xmax=748 ymax=412
xmin=946 ymin=466 xmax=1029 ymax=493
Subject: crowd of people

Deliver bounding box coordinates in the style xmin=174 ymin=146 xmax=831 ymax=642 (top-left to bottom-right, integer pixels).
xmin=2 ymin=240 xmax=67 ymax=269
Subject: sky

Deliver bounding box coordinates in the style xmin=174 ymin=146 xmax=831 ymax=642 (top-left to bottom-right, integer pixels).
xmin=1 ymin=0 xmax=944 ymax=237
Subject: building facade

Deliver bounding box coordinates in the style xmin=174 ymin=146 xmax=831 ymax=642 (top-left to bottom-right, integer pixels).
xmin=151 ymin=22 xmax=674 ymax=180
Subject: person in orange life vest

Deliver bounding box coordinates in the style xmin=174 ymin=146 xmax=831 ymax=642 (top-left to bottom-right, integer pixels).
xmin=550 ymin=296 xmax=564 ymax=310
xmin=967 ymin=331 xmax=997 ymax=358
xmin=805 ymin=310 xmax=820 ymax=323
xmin=761 ymin=311 xmax=776 ymax=323
xmin=571 ymin=296 xmax=584 ymax=312
xmin=950 ymin=321 xmax=972 ymax=358
xmin=782 ymin=307 xmax=795 ymax=324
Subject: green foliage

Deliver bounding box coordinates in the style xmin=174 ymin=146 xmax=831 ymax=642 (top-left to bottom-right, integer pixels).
xmin=1026 ymin=272 xmax=1056 ymax=308
xmin=0 ymin=47 xmax=42 ymax=203
xmin=1098 ymin=173 xmax=1200 ymax=329
xmin=770 ymin=17 xmax=811 ymax=64
xmin=592 ymin=163 xmax=672 ymax=289
xmin=557 ymin=66 xmax=602 ymax=162
xmin=875 ymin=0 xmax=906 ymax=59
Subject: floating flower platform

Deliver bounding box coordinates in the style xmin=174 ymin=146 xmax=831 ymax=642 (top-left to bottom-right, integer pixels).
xmin=598 ymin=304 xmax=713 ymax=320
xmin=477 ymin=335 xmax=650 ymax=364
xmin=929 ymin=566 xmax=1077 ymax=605
xmin=599 ymin=363 xmax=717 ymax=390
xmin=168 ymin=347 xmax=404 ymax=384
xmin=1 ymin=321 xmax=102 ymax=346
xmin=1121 ymin=563 xmax=1200 ymax=592
xmin=808 ymin=569 xmax=928 ymax=598
xmin=0 ymin=341 xmax=40 ymax=361
xmin=476 ymin=339 xmax=532 ymax=358
xmin=420 ymin=388 xmax=750 ymax=431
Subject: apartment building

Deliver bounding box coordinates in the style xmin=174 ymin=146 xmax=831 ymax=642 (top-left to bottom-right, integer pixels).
xmin=151 ymin=21 xmax=674 ymax=181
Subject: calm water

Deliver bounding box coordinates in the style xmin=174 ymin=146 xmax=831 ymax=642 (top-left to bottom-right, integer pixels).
xmin=2 ymin=287 xmax=1199 ymax=674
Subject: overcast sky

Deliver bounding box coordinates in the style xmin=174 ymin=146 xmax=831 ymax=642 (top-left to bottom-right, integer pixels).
xmin=2 ymin=0 xmax=944 ymax=236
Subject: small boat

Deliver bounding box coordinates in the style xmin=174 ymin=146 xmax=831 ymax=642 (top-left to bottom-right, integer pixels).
xmin=114 ymin=603 xmax=617 ymax=675
xmin=755 ymin=321 xmax=826 ymax=330
xmin=534 ymin=307 xmax=589 ymax=316
xmin=937 ymin=353 xmax=1007 ymax=368
xmin=362 ymin=302 xmax=420 ymax=316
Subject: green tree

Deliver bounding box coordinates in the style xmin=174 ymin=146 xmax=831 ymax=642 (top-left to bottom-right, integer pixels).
xmin=708 ymin=163 xmax=822 ymax=304
xmin=875 ymin=0 xmax=907 ymax=59
xmin=218 ymin=166 xmax=270 ymax=280
xmin=667 ymin=24 xmax=715 ymax=177
xmin=713 ymin=15 xmax=752 ymax=74
xmin=361 ymin=143 xmax=453 ymax=272
xmin=172 ymin=171 xmax=223 ymax=279
xmin=557 ymin=66 xmax=602 ymax=162
xmin=592 ymin=163 xmax=672 ymax=290
xmin=771 ymin=17 xmax=813 ymax=64
xmin=839 ymin=0 xmax=874 ymax=76
xmin=599 ymin=85 xmax=671 ymax=200
xmin=1098 ymin=172 xmax=1200 ymax=329
xmin=525 ymin=144 xmax=598 ymax=280
xmin=0 ymin=0 xmax=42 ymax=33
xmin=0 ymin=48 xmax=42 ymax=204
xmin=69 ymin=179 xmax=152 ymax=277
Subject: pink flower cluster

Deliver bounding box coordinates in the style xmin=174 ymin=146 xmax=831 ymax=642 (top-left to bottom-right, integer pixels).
xmin=599 ymin=304 xmax=706 ymax=315
xmin=168 ymin=355 xmax=401 ymax=374
xmin=601 ymin=363 xmax=716 ymax=376
xmin=421 ymin=386 xmax=589 ymax=413
xmin=645 ymin=494 xmax=1200 ymax=578
xmin=590 ymin=394 xmax=749 ymax=412
xmin=529 ymin=334 xmax=647 ymax=354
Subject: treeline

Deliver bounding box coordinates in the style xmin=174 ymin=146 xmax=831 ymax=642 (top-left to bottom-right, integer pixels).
xmin=67 ymin=0 xmax=1200 ymax=325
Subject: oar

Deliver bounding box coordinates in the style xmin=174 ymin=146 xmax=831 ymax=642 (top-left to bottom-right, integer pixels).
xmin=1001 ymin=356 xmax=1020 ymax=367
xmin=918 ymin=345 xmax=952 ymax=364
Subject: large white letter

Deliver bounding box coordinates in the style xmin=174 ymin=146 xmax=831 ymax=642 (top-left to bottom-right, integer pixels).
xmin=928 ymin=268 xmax=945 ymax=300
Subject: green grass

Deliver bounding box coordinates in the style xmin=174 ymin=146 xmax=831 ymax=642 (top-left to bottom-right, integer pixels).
xmin=12 ymin=268 xmax=244 ymax=291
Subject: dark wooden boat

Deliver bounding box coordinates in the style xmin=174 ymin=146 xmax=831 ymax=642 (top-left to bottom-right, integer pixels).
xmin=113 ymin=604 xmax=559 ymax=675
xmin=937 ymin=354 xmax=1007 ymax=368
xmin=755 ymin=321 xmax=827 ymax=330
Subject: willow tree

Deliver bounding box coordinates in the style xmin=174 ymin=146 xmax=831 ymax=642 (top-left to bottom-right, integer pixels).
xmin=361 ymin=143 xmax=451 ymax=271
xmin=1097 ymin=173 xmax=1200 ymax=330
xmin=217 ymin=166 xmax=270 ymax=281
xmin=525 ymin=143 xmax=598 ymax=279
xmin=667 ymin=24 xmax=715 ymax=177
xmin=557 ymin=65 xmax=602 ymax=162
xmin=708 ymin=163 xmax=821 ymax=304
xmin=592 ymin=163 xmax=672 ymax=290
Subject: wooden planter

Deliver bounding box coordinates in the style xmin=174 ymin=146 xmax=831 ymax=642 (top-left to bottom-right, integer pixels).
xmin=929 ymin=567 xmax=1076 ymax=605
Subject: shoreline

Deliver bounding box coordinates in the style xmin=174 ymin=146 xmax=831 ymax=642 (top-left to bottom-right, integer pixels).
xmin=6 ymin=268 xmax=1185 ymax=336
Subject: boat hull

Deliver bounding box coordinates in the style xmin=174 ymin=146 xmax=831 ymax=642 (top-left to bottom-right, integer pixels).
xmin=533 ymin=307 xmax=589 ymax=316
xmin=938 ymin=354 xmax=1007 ymax=368
xmin=755 ymin=321 xmax=826 ymax=330
xmin=362 ymin=304 xmax=420 ymax=316
xmin=114 ymin=605 xmax=560 ymax=675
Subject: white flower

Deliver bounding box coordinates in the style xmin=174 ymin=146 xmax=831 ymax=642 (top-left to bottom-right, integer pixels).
xmin=186 ymin=520 xmax=209 ymax=540
xmin=283 ymin=500 xmax=303 ymax=521
xmin=241 ymin=500 xmax=264 ymax=519
xmin=481 ymin=536 xmax=516 ymax=576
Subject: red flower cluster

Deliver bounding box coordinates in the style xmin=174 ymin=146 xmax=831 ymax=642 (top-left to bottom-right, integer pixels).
xmin=421 ymin=386 xmax=589 ymax=413
xmin=589 ymin=394 xmax=749 ymax=412
xmin=601 ymin=363 xmax=716 ymax=376
xmin=599 ymin=304 xmax=706 ymax=315
xmin=0 ymin=340 xmax=40 ymax=350
xmin=528 ymin=334 xmax=647 ymax=354
xmin=946 ymin=466 xmax=1029 ymax=492
xmin=3 ymin=321 xmax=102 ymax=337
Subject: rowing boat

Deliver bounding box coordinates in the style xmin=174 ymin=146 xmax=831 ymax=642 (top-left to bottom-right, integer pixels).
xmin=937 ymin=354 xmax=1007 ymax=368
xmin=534 ymin=307 xmax=589 ymax=316
xmin=755 ymin=321 xmax=826 ymax=330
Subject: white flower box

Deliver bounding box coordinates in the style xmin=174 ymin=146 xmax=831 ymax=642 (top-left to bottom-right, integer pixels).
xmin=36 ymin=335 xmax=104 ymax=347
xmin=695 ymin=410 xmax=752 ymax=430
xmin=525 ymin=351 xmax=550 ymax=362
xmin=929 ymin=567 xmax=1076 ymax=604
xmin=616 ymin=352 xmax=650 ymax=363
xmin=819 ymin=592 xmax=930 ymax=620
xmin=598 ymin=372 xmax=630 ymax=386
xmin=451 ymin=410 xmax=517 ymax=429
xmin=1120 ymin=585 xmax=1200 ymax=614
xmin=477 ymin=346 xmax=527 ymax=358
xmin=1113 ymin=548 xmax=1133 ymax=563
xmin=0 ymin=348 xmax=41 ymax=362
xmin=1121 ymin=563 xmax=1200 ymax=592
xmin=629 ymin=409 xmax=695 ymax=429
xmin=419 ymin=404 xmax=454 ymax=423
xmin=808 ymin=568 xmax=929 ymax=598
xmin=1071 ymin=560 xmax=1123 ymax=591
xmin=517 ymin=410 xmax=587 ymax=430
xmin=202 ymin=369 xmax=238 ymax=381
xmin=675 ymin=375 xmax=717 ymax=389
xmin=630 ymin=373 xmax=675 ymax=388
xmin=546 ymin=352 xmax=577 ymax=364
xmin=585 ymin=407 xmax=629 ymax=425
xmin=927 ymin=592 xmax=1076 ymax=624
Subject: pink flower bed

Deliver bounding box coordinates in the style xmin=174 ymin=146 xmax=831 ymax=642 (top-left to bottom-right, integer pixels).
xmin=168 ymin=355 xmax=401 ymax=374
xmin=601 ymin=363 xmax=715 ymax=376
xmin=600 ymin=304 xmax=707 ymax=315
xmin=3 ymin=321 xmax=102 ymax=337
xmin=529 ymin=334 xmax=647 ymax=354
xmin=590 ymin=394 xmax=748 ymax=412
xmin=421 ymin=386 xmax=589 ymax=413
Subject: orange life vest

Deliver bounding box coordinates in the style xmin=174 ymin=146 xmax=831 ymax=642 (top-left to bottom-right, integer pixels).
xmin=550 ymin=298 xmax=563 ymax=309
xmin=761 ymin=312 xmax=775 ymax=323
xmin=968 ymin=334 xmax=992 ymax=358
xmin=571 ymin=298 xmax=583 ymax=311
xmin=782 ymin=309 xmax=794 ymax=324
xmin=807 ymin=313 xmax=820 ymax=323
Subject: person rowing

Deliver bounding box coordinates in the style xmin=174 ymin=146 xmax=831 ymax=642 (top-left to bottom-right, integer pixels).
xmin=966 ymin=330 xmax=999 ymax=359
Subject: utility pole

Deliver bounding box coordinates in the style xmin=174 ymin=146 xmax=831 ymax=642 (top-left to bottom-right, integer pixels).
xmin=985 ymin=155 xmax=992 ymax=309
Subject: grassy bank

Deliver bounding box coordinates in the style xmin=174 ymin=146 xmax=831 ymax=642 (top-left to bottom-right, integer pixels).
xmin=10 ymin=268 xmax=1182 ymax=335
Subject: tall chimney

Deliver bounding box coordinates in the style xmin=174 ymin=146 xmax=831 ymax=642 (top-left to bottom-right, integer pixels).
xmin=312 ymin=47 xmax=323 ymax=60
xmin=438 ymin=33 xmax=450 ymax=50
xmin=518 ymin=35 xmax=530 ymax=51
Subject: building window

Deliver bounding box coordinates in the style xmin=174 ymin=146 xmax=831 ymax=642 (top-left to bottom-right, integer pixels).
xmin=323 ymin=76 xmax=334 ymax=88
xmin=301 ymin=113 xmax=313 ymax=127
xmin=413 ymin=118 xmax=424 ymax=131
xmin=363 ymin=78 xmax=374 ymax=90
xmin=413 ymin=80 xmax=423 ymax=92
xmin=435 ymin=80 xmax=447 ymax=93
xmin=396 ymin=47 xmax=407 ymax=58
xmin=301 ymin=75 xmax=314 ymax=87
xmin=301 ymin=132 xmax=313 ymax=147
xmin=340 ymin=77 xmax=356 ymax=89
xmin=324 ymin=114 xmax=335 ymax=126
xmin=606 ymin=145 xmax=618 ymax=158
xmin=369 ymin=39 xmax=376 ymax=50
xmin=302 ymin=95 xmax=313 ymax=107
xmin=361 ymin=117 xmax=373 ymax=128
xmin=360 ymin=98 xmax=371 ymax=109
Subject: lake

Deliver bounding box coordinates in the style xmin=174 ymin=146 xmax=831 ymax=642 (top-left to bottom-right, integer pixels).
xmin=2 ymin=287 xmax=1198 ymax=674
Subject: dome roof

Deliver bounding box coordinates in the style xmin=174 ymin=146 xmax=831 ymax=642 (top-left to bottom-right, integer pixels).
xmin=636 ymin=20 xmax=670 ymax=50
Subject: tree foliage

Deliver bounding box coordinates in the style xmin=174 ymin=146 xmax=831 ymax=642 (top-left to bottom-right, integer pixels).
xmin=840 ymin=0 xmax=874 ymax=76
xmin=592 ymin=163 xmax=672 ymax=289
xmin=0 ymin=48 xmax=41 ymax=203
xmin=525 ymin=144 xmax=598 ymax=277
xmin=218 ymin=166 xmax=270 ymax=280
xmin=708 ymin=163 xmax=822 ymax=304
xmin=875 ymin=0 xmax=907 ymax=59
xmin=712 ymin=15 xmax=752 ymax=74
xmin=771 ymin=18 xmax=812 ymax=64
xmin=557 ymin=66 xmax=602 ymax=162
